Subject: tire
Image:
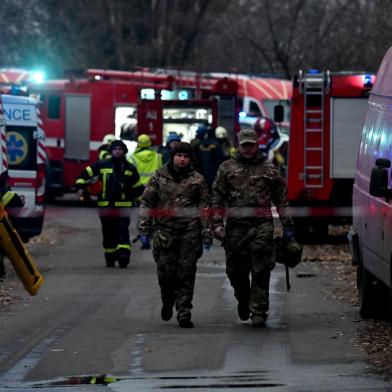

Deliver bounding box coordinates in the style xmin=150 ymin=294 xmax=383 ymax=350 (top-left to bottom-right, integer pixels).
xmin=293 ymin=218 xmax=328 ymax=244
xmin=358 ymin=264 xmax=388 ymax=318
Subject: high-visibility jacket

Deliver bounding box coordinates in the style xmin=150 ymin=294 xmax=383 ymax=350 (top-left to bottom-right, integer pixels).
xmin=1 ymin=190 xmax=20 ymax=207
xmin=128 ymin=148 xmax=162 ymax=186
xmin=75 ymin=157 xmax=143 ymax=207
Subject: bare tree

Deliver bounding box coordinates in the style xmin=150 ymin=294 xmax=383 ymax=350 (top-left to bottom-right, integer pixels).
xmin=1 ymin=0 xmax=392 ymax=77
xmin=209 ymin=0 xmax=390 ymax=77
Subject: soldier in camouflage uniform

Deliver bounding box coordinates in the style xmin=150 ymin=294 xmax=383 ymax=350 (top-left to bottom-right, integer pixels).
xmin=137 ymin=142 xmax=213 ymax=328
xmin=212 ymin=129 xmax=294 ymax=327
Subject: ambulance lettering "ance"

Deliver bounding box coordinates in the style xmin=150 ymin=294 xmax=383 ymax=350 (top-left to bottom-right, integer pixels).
xmin=3 ymin=107 xmax=31 ymax=121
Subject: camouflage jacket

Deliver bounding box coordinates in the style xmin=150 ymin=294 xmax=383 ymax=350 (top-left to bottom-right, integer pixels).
xmin=212 ymin=151 xmax=293 ymax=229
xmin=137 ymin=165 xmax=213 ymax=243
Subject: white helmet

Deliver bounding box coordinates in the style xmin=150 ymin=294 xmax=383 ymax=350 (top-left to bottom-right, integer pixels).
xmin=102 ymin=134 xmax=116 ymax=144
xmin=215 ymin=126 xmax=227 ymax=139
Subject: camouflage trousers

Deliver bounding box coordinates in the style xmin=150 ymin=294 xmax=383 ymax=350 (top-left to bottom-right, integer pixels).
xmin=152 ymin=228 xmax=203 ymax=321
xmin=223 ymin=221 xmax=275 ymax=317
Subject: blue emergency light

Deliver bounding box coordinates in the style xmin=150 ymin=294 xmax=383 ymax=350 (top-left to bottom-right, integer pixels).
xmin=178 ymin=90 xmax=189 ymax=100
xmin=31 ymin=71 xmax=45 ymax=84
xmin=363 ymin=74 xmax=373 ymax=88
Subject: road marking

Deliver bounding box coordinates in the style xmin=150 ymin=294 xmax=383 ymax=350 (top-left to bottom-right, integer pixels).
xmin=0 ymin=336 xmax=57 ymax=386
xmin=129 ymin=334 xmax=146 ymax=376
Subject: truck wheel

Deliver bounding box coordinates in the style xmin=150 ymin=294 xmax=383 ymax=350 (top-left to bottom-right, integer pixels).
xmin=358 ymin=264 xmax=387 ymax=318
xmin=293 ymin=218 xmax=328 ymax=244
xmin=309 ymin=222 xmax=328 ymax=243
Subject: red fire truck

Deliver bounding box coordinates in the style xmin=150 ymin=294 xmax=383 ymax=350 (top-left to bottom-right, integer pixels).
xmin=287 ymin=70 xmax=375 ymax=240
xmin=28 ymin=70 xmax=240 ymax=199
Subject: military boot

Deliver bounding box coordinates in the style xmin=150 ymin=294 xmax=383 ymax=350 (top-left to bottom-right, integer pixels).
xmin=161 ymin=304 xmax=173 ymax=321
xmin=251 ymin=313 xmax=268 ymax=328
xmin=178 ymin=318 xmax=194 ymax=328
xmin=237 ymin=301 xmax=250 ymax=321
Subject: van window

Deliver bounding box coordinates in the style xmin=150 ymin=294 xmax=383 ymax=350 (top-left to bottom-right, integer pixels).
xmin=6 ymin=126 xmax=37 ymax=170
xmin=263 ymin=99 xmax=291 ymax=123
xmin=249 ymin=101 xmax=262 ymax=117
xmin=47 ymin=95 xmax=61 ymax=119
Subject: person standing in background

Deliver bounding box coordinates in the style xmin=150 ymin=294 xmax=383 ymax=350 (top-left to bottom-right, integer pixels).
xmin=76 ymin=140 xmax=143 ymax=268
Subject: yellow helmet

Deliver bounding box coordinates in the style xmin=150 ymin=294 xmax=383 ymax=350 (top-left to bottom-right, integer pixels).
xmin=137 ymin=134 xmax=151 ymax=148
xmin=102 ymin=134 xmax=116 ymax=144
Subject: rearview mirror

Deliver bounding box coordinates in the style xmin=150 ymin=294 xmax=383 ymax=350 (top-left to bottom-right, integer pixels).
xmin=369 ymin=158 xmax=392 ymax=199
xmin=274 ymin=105 xmax=284 ymax=123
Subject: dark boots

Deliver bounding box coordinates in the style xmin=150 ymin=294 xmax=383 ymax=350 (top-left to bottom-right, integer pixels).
xmin=118 ymin=253 xmax=130 ymax=268
xmin=105 ymin=253 xmax=130 ymax=268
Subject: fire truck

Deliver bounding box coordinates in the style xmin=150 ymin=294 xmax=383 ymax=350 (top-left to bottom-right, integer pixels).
xmin=287 ymin=70 xmax=375 ymax=241
xmin=28 ymin=68 xmax=288 ymax=199
xmin=211 ymin=73 xmax=292 ymax=130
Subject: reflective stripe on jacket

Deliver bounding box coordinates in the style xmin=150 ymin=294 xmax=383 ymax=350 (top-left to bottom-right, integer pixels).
xmin=1 ymin=191 xmax=16 ymax=207
xmin=76 ymin=157 xmax=143 ymax=207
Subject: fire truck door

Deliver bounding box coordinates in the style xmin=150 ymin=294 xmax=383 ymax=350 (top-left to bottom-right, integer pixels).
xmin=64 ymin=94 xmax=91 ymax=160
xmin=137 ymin=100 xmax=163 ymax=146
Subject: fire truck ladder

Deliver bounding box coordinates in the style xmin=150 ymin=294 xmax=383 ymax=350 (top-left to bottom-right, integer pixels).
xmin=299 ymin=70 xmax=330 ymax=188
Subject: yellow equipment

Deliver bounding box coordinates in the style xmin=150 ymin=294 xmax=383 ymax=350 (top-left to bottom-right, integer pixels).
xmin=0 ymin=205 xmax=44 ymax=295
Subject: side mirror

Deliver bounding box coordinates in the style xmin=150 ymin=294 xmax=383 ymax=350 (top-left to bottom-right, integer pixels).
xmin=369 ymin=158 xmax=392 ymax=198
xmin=375 ymin=158 xmax=391 ymax=169
xmin=274 ymin=105 xmax=284 ymax=123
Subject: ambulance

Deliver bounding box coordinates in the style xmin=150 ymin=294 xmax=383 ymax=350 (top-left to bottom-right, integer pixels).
xmin=2 ymin=95 xmax=46 ymax=242
xmin=0 ymin=94 xmax=44 ymax=295
xmin=349 ymin=47 xmax=392 ymax=317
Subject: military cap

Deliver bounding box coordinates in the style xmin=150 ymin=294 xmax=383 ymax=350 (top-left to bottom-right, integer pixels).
xmin=237 ymin=129 xmax=258 ymax=145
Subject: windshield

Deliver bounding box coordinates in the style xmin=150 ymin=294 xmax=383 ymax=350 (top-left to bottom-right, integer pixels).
xmin=263 ymin=99 xmax=291 ymax=124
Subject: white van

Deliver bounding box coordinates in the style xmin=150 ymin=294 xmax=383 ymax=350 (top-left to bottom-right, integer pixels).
xmin=2 ymin=95 xmax=46 ymax=242
xmin=349 ymin=47 xmax=392 ymax=318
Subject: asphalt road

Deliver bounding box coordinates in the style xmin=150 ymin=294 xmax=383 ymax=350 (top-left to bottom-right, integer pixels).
xmin=0 ymin=203 xmax=391 ymax=391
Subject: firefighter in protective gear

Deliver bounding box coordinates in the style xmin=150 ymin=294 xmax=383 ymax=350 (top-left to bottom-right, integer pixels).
xmin=191 ymin=126 xmax=224 ymax=190
xmin=76 ymin=140 xmax=143 ymax=268
xmin=212 ymin=129 xmax=294 ymax=328
xmin=215 ymin=126 xmax=235 ymax=159
xmin=129 ymin=134 xmax=162 ymax=188
xmin=253 ymin=117 xmax=280 ymax=159
xmin=159 ymin=132 xmax=182 ymax=164
xmin=98 ymin=134 xmax=116 ymax=161
xmin=137 ymin=142 xmax=213 ymax=328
